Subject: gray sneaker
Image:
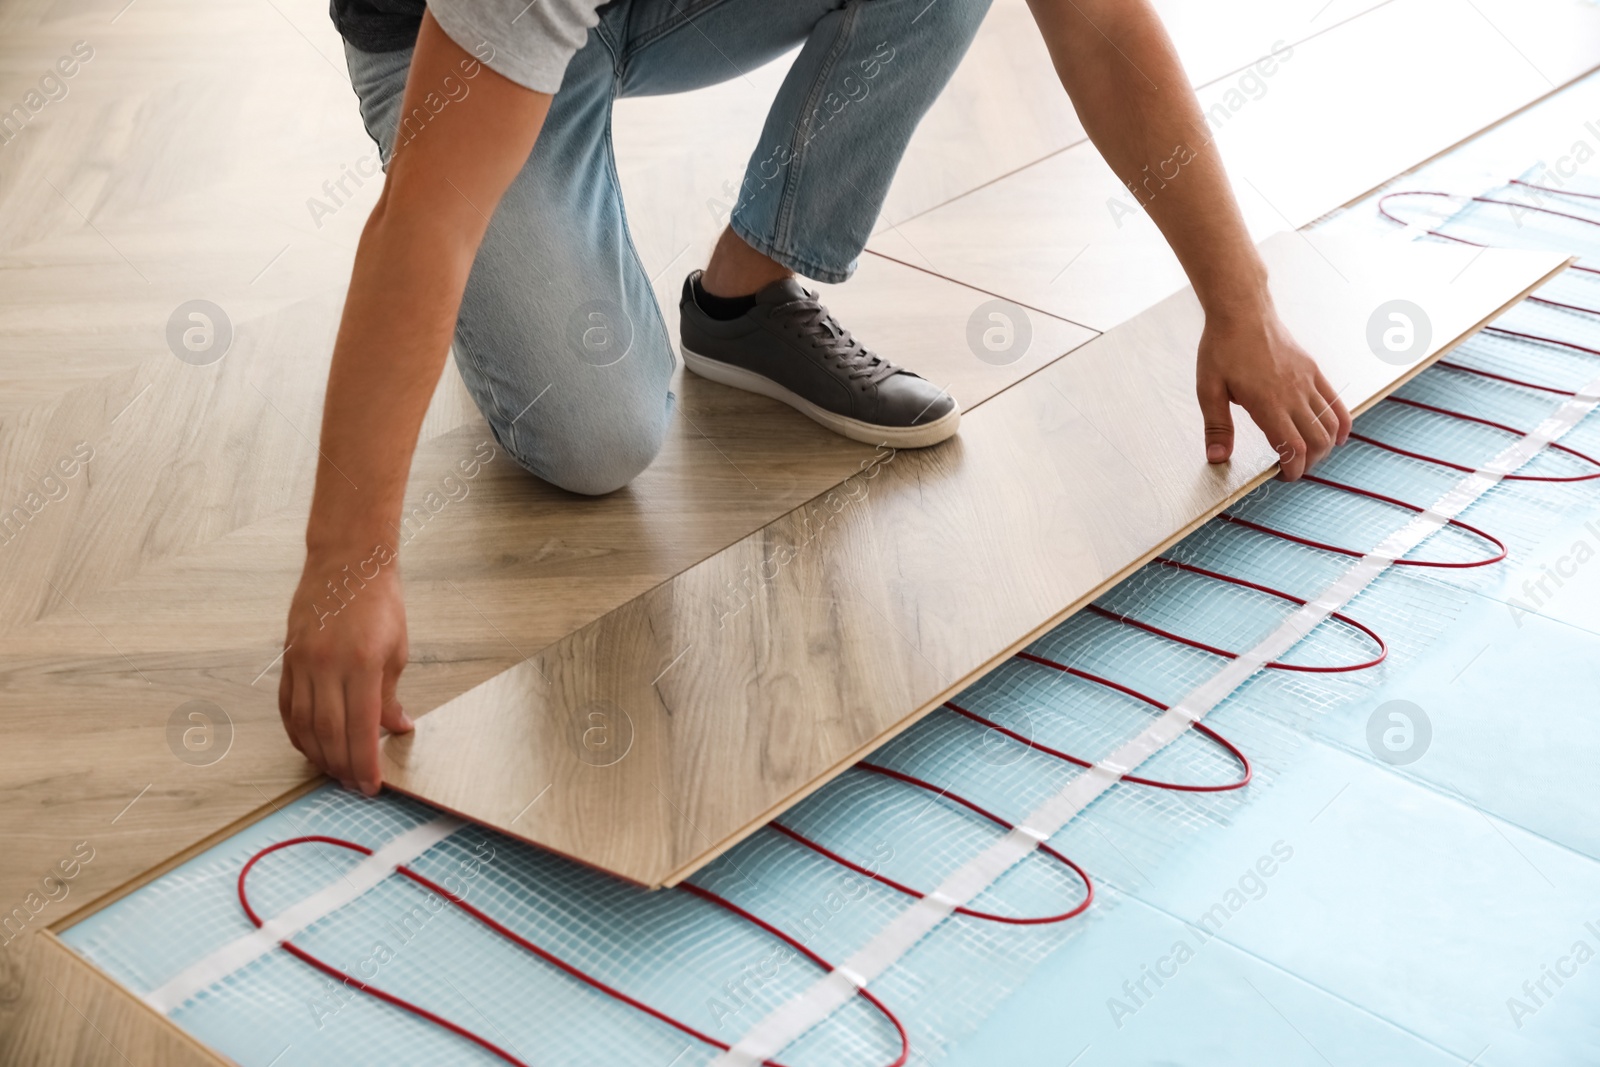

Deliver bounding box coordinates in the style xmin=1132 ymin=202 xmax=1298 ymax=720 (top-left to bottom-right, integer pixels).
xmin=678 ymin=271 xmax=960 ymax=448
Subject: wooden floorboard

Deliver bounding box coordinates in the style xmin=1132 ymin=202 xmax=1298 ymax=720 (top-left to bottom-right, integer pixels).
xmin=0 ymin=258 xmax=1093 ymax=1050
xmin=4 ymin=934 xmax=226 ymax=1067
xmin=378 ymin=235 xmax=1569 ymax=887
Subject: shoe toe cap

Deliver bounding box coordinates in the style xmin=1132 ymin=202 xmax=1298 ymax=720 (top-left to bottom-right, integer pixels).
xmin=877 ymin=373 xmax=958 ymax=426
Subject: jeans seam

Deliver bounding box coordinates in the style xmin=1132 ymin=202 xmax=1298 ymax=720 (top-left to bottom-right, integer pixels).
xmin=726 ymin=218 xmax=852 ymax=283
xmin=770 ymin=0 xmax=859 ymax=269
xmin=600 ymin=72 xmax=679 ymax=384
xmin=623 ymin=0 xmax=744 ymax=60
xmin=344 ymin=43 xmax=412 ymax=167
xmin=596 ymin=5 xmax=626 ymax=75
xmin=453 ymin=319 xmax=522 ymax=458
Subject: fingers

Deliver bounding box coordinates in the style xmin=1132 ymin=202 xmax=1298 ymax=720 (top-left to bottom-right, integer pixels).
xmin=379 ymin=663 xmax=414 ymax=736
xmin=1312 ymin=388 xmax=1340 ymax=449
xmin=1315 ymin=369 xmax=1352 ymax=446
xmin=1291 ymin=401 xmax=1334 ymax=472
xmin=289 ymin=664 xmax=321 ymax=770
xmin=278 ymin=658 xmax=299 ymax=755
xmin=1291 ymin=372 xmax=1350 ymax=477
xmin=1262 ymin=409 xmax=1307 ymax=482
xmin=312 ymin=671 xmax=352 ymax=790
xmin=346 ymin=670 xmax=384 ymax=797
xmin=1197 ymin=369 xmax=1236 ymax=464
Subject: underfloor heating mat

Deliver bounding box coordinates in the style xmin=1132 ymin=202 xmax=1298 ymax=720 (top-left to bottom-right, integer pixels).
xmin=61 ymin=190 xmax=1600 ymax=1066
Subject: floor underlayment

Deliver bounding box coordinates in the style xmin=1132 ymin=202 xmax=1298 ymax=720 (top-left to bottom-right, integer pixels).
xmin=53 ymin=69 xmax=1600 ymax=1067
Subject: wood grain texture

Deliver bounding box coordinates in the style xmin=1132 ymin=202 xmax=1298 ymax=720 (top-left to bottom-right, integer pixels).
xmin=0 ymin=782 xmax=324 ymax=1067
xmin=0 ymin=256 xmax=1091 ymax=1049
xmin=5 ymin=933 xmax=227 ymax=1067
xmin=380 ymin=235 xmax=1569 ymax=887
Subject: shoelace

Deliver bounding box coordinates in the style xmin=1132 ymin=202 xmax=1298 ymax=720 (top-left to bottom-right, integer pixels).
xmin=772 ymin=293 xmax=903 ymax=385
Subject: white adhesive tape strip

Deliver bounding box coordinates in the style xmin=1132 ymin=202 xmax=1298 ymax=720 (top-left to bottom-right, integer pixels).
xmin=143 ymin=815 xmax=463 ymax=1016
xmin=712 ymin=368 xmax=1600 ymax=1067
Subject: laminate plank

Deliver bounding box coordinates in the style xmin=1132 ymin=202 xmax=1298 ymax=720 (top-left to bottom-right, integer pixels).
xmin=3 ymin=934 xmax=226 ymax=1067
xmin=1315 ymin=69 xmax=1600 ymax=244
xmin=0 ymin=259 xmax=1092 ymax=1036
xmin=1206 ymin=0 xmax=1591 ymax=229
xmin=0 ymin=251 xmax=1092 ymax=634
xmin=378 ymin=234 xmax=1569 ymax=887
xmin=612 ymin=0 xmax=1412 ymax=271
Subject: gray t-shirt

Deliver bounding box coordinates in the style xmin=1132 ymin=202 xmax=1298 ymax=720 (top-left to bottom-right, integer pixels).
xmin=331 ymin=0 xmax=604 ymax=94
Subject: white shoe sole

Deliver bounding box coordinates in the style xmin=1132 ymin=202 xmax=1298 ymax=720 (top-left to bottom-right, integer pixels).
xmin=681 ymin=347 xmax=961 ymax=449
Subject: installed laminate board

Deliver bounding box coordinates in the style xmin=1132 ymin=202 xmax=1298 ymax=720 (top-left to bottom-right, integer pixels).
xmin=610 ymin=0 xmax=1084 ymax=279
xmin=0 ymin=250 xmax=1092 ymax=636
xmin=1316 ymin=68 xmax=1600 ymax=244
xmin=378 ymin=234 xmax=1569 ymax=888
xmin=871 ymin=0 xmax=1600 ymax=331
xmin=614 ymin=0 xmax=1406 ymax=271
xmin=1206 ymin=0 xmax=1591 ymax=229
xmin=1149 ymin=0 xmax=1393 ymax=87
xmin=5 ymin=933 xmax=225 ymax=1067
xmin=0 ymin=0 xmax=458 ymax=628
xmin=0 ymin=256 xmax=1093 ymax=1051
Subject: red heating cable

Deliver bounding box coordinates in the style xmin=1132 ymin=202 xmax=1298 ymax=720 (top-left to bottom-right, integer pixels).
xmin=1483 ymin=325 xmax=1600 ymax=360
xmin=1380 ymin=190 xmax=1600 ymax=388
xmin=1508 ymin=178 xmax=1600 ymax=202
xmin=235 ymin=241 xmax=1579 ymax=1060
xmin=770 ymin=762 xmax=1093 ymax=926
xmin=1376 ymin=189 xmax=1600 ymax=313
xmin=1352 ymin=394 xmax=1600 ymax=482
xmin=1377 ymin=190 xmax=1600 ymax=276
xmin=1217 ymin=474 xmax=1507 ymax=568
xmin=1436 ymin=359 xmax=1581 ymax=398
xmin=237 ymin=836 xmax=910 ymax=1067
xmin=1082 ymin=558 xmax=1387 ymax=673
xmin=1439 ymin=324 xmax=1600 ymax=395
xmin=1496 ymin=182 xmax=1600 ymax=294
xmin=946 ymin=652 xmax=1252 ymax=792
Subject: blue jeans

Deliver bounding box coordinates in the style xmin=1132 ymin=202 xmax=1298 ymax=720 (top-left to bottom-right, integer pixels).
xmin=343 ymin=0 xmax=988 ymax=494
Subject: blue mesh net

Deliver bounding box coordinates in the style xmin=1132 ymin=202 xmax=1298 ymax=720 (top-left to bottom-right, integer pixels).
xmin=61 ymin=185 xmax=1600 ymax=1066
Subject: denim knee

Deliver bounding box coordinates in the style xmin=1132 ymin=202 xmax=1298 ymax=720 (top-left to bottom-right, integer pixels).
xmin=495 ymin=390 xmax=673 ymax=497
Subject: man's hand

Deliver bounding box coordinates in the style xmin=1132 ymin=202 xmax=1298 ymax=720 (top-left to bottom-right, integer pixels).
xmin=280 ymin=549 xmax=413 ymax=795
xmin=276 ymin=13 xmax=550 ymax=787
xmin=1196 ymin=309 xmax=1351 ymax=480
xmin=1028 ymin=0 xmax=1351 ymax=478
